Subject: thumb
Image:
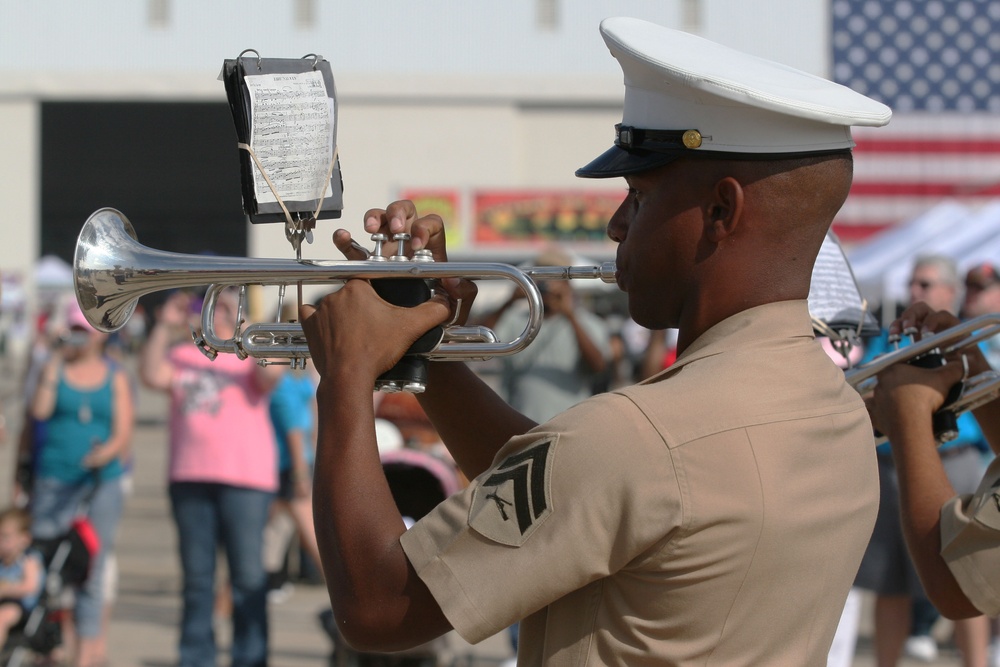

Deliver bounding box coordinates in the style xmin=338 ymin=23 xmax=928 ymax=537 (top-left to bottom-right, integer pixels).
xmin=941 ymin=356 xmax=967 ymax=385
xmin=410 ymin=295 xmax=452 ymax=333
xmin=299 ymin=303 xmax=317 ymax=322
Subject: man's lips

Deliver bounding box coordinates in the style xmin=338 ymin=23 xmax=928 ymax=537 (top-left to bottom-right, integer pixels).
xmin=614 ymin=254 xmax=626 ymax=290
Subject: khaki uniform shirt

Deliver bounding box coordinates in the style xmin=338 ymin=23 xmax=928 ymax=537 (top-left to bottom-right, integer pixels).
xmin=401 ymin=301 xmax=879 ymax=666
xmin=941 ymin=455 xmax=1000 ymax=616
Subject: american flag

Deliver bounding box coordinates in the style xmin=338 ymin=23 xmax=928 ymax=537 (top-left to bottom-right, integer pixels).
xmin=830 ymin=0 xmax=1000 ymax=244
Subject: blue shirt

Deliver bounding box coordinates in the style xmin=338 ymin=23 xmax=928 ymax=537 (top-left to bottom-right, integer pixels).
xmin=36 ymin=370 xmax=123 ymax=483
xmin=0 ymin=549 xmax=45 ymax=610
xmin=269 ymin=372 xmax=316 ymax=472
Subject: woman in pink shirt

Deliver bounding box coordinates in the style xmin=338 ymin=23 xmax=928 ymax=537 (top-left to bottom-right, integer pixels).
xmin=140 ymin=288 xmax=282 ymax=667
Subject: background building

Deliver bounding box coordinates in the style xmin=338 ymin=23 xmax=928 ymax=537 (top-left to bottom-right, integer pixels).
xmin=3 ymin=0 xmax=1000 ymax=332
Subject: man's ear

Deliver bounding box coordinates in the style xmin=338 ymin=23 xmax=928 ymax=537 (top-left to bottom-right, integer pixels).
xmin=705 ymin=176 xmax=744 ymax=243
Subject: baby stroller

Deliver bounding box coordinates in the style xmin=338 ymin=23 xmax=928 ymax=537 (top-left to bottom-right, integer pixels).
xmin=320 ymin=448 xmax=461 ymax=667
xmin=1 ymin=516 xmax=100 ymax=667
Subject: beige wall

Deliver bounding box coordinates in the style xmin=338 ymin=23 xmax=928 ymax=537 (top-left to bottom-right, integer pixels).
xmin=0 ymin=101 xmax=39 ymax=270
xmin=0 ymin=100 xmax=40 ymax=354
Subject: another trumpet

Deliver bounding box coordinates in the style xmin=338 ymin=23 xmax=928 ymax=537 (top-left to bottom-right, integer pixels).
xmin=845 ymin=314 xmax=1000 ymax=441
xmin=74 ymin=208 xmax=617 ymax=374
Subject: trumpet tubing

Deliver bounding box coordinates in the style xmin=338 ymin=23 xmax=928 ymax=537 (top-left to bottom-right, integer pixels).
xmin=845 ymin=313 xmax=1000 ymax=442
xmin=74 ymin=208 xmax=617 ymax=364
xmin=845 ymin=313 xmax=1000 ymax=392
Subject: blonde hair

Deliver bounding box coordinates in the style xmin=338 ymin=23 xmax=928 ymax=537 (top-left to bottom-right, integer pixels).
xmin=0 ymin=507 xmax=31 ymax=535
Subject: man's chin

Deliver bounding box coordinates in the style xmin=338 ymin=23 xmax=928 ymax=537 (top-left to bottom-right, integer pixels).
xmin=628 ymin=306 xmax=670 ymax=331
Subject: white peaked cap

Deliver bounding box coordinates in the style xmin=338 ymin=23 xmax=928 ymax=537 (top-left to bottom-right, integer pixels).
xmin=577 ymin=17 xmax=892 ymax=178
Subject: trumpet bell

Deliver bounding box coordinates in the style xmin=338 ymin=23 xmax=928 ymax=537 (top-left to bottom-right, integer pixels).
xmin=75 ymin=208 xmax=142 ymax=332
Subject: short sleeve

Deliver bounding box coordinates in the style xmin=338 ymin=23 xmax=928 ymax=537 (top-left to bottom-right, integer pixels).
xmin=399 ymin=392 xmax=681 ymax=644
xmin=940 ymin=457 xmax=1000 ymax=616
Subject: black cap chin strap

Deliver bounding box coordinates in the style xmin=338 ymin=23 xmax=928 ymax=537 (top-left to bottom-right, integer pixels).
xmin=615 ymin=124 xmax=706 ymax=153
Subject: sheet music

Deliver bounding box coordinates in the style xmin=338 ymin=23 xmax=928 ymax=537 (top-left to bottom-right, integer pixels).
xmin=809 ymin=232 xmax=880 ymax=335
xmin=245 ymin=70 xmax=334 ymax=205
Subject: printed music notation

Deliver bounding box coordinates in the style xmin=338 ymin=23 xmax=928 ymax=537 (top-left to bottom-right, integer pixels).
xmin=244 ymin=70 xmax=335 ymax=205
xmin=809 ymin=232 xmax=879 ymax=335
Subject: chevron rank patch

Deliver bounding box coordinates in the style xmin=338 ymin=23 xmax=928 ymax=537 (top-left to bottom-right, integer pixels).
xmin=972 ymin=474 xmax=1000 ymax=531
xmin=468 ymin=435 xmax=557 ymax=546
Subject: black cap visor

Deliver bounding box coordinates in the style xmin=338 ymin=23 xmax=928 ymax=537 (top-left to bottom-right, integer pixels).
xmin=575 ymin=144 xmax=683 ymax=179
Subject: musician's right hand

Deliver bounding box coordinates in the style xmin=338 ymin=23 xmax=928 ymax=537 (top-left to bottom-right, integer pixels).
xmin=332 ymin=200 xmax=449 ymax=262
xmin=889 ymin=302 xmax=960 ymax=339
xmin=332 ymin=200 xmax=478 ymax=326
xmin=890 ymin=302 xmax=992 ymax=376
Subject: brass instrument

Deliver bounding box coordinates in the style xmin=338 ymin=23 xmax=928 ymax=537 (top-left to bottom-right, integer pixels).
xmin=76 ymin=206 xmax=1000 ymax=412
xmin=845 ymin=314 xmax=1000 ymax=441
xmin=74 ymin=208 xmax=616 ymax=380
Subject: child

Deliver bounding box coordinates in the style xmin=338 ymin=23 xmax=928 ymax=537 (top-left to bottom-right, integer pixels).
xmin=0 ymin=507 xmax=44 ymax=649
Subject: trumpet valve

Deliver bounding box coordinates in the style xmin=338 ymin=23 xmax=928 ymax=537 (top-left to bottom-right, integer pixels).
xmin=888 ymin=326 xmax=919 ymax=349
xmin=370 ymin=233 xmax=388 ymax=261
xmin=390 ymin=233 xmax=411 ymax=261
xmin=374 ymin=378 xmax=426 ymax=394
xmin=376 ymin=380 xmax=402 ymax=393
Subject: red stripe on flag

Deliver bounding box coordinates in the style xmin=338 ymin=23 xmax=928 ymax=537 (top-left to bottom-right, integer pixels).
xmin=853 ymin=138 xmax=1000 ymax=153
xmin=849 ymin=182 xmax=1000 ymax=196
xmin=831 ymin=223 xmax=894 ymax=244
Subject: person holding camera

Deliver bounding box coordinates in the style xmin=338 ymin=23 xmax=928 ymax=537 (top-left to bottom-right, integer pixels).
xmin=481 ymin=247 xmax=611 ymax=424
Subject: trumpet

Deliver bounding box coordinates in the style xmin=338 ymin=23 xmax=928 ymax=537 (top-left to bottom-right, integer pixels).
xmin=78 ymin=207 xmax=1000 ymax=407
xmin=845 ymin=313 xmax=1000 ymax=441
xmin=74 ymin=208 xmax=616 ymax=387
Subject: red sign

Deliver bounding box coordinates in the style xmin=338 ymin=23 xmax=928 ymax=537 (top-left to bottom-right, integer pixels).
xmin=474 ymin=190 xmax=621 ymax=246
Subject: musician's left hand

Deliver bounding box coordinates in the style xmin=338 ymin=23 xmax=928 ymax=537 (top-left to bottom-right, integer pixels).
xmin=868 ymin=361 xmax=964 ymax=440
xmin=299 ymin=280 xmax=452 ymax=386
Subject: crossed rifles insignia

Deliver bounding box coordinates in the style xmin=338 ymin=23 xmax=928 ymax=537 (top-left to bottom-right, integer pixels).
xmin=980 ymin=475 xmax=1000 ymax=531
xmin=469 ymin=436 xmax=555 ymax=546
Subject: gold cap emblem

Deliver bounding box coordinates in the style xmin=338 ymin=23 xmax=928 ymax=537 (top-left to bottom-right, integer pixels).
xmin=682 ymin=130 xmax=703 ymax=149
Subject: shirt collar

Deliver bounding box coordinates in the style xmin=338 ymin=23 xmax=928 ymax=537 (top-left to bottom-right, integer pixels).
xmin=642 ymin=300 xmax=815 ymax=383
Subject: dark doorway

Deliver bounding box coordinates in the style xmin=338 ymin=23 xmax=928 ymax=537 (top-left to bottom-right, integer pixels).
xmin=41 ymin=101 xmax=247 ymax=263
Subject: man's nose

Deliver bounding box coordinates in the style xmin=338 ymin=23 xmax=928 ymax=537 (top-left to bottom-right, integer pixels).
xmin=607 ymin=199 xmax=629 ymax=243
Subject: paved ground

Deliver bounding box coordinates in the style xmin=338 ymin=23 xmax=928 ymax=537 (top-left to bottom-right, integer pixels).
xmin=0 ymin=354 xmax=980 ymax=666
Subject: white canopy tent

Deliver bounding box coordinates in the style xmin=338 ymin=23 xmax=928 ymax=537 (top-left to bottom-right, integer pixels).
xmin=34 ymin=255 xmax=73 ymax=291
xmin=878 ymin=201 xmax=1000 ymax=306
xmin=33 ymin=254 xmax=76 ymax=320
xmin=847 ymin=201 xmax=1000 ymax=322
xmin=848 ymin=201 xmax=970 ymax=304
xmin=955 ymin=222 xmax=1000 ymax=276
